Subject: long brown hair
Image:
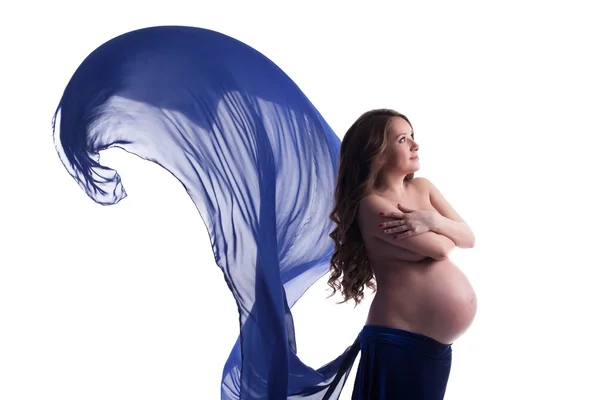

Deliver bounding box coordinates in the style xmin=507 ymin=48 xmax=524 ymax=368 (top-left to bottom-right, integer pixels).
xmin=327 ymin=109 xmax=415 ymax=305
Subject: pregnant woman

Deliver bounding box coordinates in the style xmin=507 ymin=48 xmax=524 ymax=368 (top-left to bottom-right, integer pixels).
xmin=52 ymin=26 xmax=476 ymax=399
xmin=328 ymin=109 xmax=477 ymax=399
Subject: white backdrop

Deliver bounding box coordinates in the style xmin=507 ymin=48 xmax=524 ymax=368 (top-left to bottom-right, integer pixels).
xmin=2 ymin=1 xmax=599 ymax=399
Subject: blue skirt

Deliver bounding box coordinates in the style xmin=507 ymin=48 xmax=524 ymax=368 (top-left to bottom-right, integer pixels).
xmin=352 ymin=325 xmax=453 ymax=400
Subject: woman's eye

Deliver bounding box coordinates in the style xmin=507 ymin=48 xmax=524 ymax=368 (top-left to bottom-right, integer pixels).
xmin=399 ymin=137 xmax=406 ymax=143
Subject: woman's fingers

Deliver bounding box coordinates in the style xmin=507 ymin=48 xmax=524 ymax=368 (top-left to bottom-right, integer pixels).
xmin=379 ymin=216 xmax=405 ymax=227
xmin=380 ymin=211 xmax=403 ymax=218
xmin=383 ymin=225 xmax=409 ymax=234
xmin=379 ymin=220 xmax=406 ymax=229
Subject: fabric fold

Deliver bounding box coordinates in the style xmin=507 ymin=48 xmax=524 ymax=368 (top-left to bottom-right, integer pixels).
xmin=52 ymin=25 xmax=357 ymax=399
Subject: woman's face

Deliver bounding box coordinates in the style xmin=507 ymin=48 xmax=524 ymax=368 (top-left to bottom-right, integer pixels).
xmin=383 ymin=117 xmax=420 ymax=173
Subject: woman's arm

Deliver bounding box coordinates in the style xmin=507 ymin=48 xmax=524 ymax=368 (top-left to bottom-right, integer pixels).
xmin=373 ymin=237 xmax=429 ymax=262
xmin=434 ymin=232 xmax=458 ymax=259
xmin=424 ymin=177 xmax=475 ymax=248
xmin=361 ymin=195 xmax=448 ymax=261
xmin=432 ymin=216 xmax=475 ymax=249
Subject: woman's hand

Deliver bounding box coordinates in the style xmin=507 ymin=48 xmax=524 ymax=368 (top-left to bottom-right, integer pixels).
xmin=379 ymin=203 xmax=439 ymax=240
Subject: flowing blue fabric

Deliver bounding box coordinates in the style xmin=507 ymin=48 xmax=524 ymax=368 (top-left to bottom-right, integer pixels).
xmin=352 ymin=326 xmax=452 ymax=400
xmin=52 ymin=26 xmax=361 ymax=399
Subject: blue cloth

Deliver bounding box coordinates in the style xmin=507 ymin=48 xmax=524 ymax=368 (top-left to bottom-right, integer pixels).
xmin=353 ymin=325 xmax=453 ymax=400
xmin=52 ymin=26 xmax=360 ymax=399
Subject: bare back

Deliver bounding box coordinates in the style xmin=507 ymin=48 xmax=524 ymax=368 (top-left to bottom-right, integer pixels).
xmin=357 ymin=178 xmax=477 ymax=345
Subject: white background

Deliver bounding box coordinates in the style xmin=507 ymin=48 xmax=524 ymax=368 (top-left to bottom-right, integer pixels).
xmin=2 ymin=1 xmax=599 ymax=399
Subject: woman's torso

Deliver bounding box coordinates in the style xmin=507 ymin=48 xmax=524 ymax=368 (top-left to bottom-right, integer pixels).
xmin=357 ymin=179 xmax=477 ymax=345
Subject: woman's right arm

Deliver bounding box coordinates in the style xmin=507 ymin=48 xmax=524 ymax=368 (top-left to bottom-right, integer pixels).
xmin=360 ymin=195 xmax=449 ymax=261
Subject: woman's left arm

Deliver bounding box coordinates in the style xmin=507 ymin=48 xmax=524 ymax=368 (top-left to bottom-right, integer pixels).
xmin=423 ymin=178 xmax=476 ymax=249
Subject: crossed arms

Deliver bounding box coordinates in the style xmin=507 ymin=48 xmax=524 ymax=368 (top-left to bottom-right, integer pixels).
xmin=360 ymin=177 xmax=475 ymax=261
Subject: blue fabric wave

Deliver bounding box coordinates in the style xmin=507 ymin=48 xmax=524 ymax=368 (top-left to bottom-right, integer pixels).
xmin=52 ymin=26 xmax=360 ymax=399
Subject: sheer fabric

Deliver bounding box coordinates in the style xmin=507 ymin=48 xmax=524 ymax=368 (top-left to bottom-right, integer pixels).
xmin=52 ymin=26 xmax=360 ymax=399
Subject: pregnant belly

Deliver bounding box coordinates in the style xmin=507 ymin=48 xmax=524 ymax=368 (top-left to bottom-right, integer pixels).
xmin=415 ymin=259 xmax=478 ymax=343
xmin=369 ymin=258 xmax=477 ymax=345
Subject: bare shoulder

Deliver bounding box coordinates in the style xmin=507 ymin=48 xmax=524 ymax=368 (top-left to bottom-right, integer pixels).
xmin=358 ymin=193 xmax=390 ymax=223
xmin=358 ymin=192 xmax=405 ymax=228
xmin=410 ymin=177 xmax=443 ymax=203
xmin=359 ymin=179 xmax=427 ymax=210
xmin=359 ymin=177 xmax=432 ymax=215
xmin=358 ymin=193 xmax=379 ymax=220
xmin=415 ymin=177 xmax=467 ymax=224
xmin=357 ymin=194 xmax=398 ymax=242
xmin=409 ymin=176 xmax=432 ymax=193
xmin=359 ymin=192 xmax=389 ymax=212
